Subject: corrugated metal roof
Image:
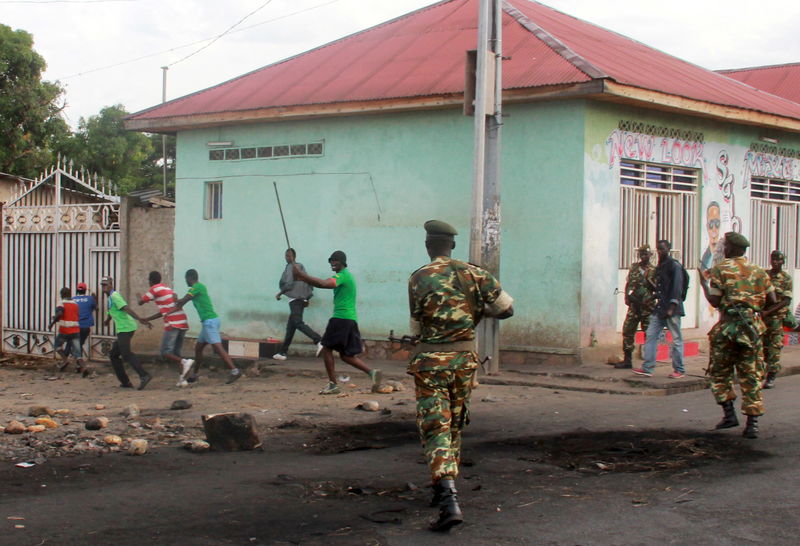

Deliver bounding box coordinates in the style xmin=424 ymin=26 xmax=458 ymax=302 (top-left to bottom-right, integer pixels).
xmin=128 ymin=0 xmax=800 ymax=123
xmin=718 ymin=63 xmax=800 ymax=106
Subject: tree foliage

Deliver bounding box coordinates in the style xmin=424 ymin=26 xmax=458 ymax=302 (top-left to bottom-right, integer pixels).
xmin=0 ymin=24 xmax=70 ymax=178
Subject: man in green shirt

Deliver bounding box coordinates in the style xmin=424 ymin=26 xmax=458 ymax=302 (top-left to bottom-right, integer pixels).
xmin=101 ymin=276 xmax=152 ymax=390
xmin=292 ymin=250 xmax=381 ymax=395
xmin=174 ymin=269 xmax=241 ymax=384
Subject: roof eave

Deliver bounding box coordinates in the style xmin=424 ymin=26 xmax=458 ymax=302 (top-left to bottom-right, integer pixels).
xmin=600 ymin=81 xmax=800 ymax=133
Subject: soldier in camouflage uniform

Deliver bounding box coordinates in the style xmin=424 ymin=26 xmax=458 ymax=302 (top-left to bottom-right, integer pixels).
xmin=700 ymin=232 xmax=776 ymax=439
xmin=761 ymin=250 xmax=792 ymax=389
xmin=408 ymin=220 xmax=514 ymax=532
xmin=619 ymin=244 xmax=656 ymax=368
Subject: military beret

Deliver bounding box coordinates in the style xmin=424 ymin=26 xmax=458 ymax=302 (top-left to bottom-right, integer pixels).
xmin=637 ymin=244 xmax=651 ymax=253
xmin=424 ymin=220 xmax=458 ymax=238
xmin=771 ymin=250 xmax=785 ymax=259
xmin=724 ymin=231 xmax=750 ymax=249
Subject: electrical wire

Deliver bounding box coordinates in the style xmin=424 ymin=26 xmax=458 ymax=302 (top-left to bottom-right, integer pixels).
xmin=57 ymin=0 xmax=341 ymax=79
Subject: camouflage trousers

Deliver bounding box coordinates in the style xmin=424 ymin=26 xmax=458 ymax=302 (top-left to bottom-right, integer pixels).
xmin=762 ymin=315 xmax=785 ymax=376
xmin=413 ymin=367 xmax=475 ymax=483
xmin=708 ymin=332 xmax=764 ymax=416
xmin=622 ymin=306 xmax=652 ymax=354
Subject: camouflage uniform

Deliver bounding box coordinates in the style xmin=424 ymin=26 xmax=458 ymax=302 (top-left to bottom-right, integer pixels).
xmin=622 ymin=261 xmax=656 ymax=355
xmin=408 ymin=256 xmax=511 ymax=483
xmin=763 ymin=269 xmax=792 ymax=376
xmin=707 ymin=257 xmax=774 ymax=416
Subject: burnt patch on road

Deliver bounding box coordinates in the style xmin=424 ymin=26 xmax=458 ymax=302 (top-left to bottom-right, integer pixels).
xmin=499 ymin=429 xmax=770 ymax=473
xmin=310 ymin=420 xmax=418 ymax=454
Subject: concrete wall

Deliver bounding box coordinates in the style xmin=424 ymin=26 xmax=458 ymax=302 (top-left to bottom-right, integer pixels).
xmin=173 ymin=101 xmax=589 ymax=353
xmin=120 ymin=199 xmax=175 ymax=354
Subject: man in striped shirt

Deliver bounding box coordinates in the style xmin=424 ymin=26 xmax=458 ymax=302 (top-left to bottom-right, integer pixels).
xmin=138 ymin=271 xmax=194 ymax=387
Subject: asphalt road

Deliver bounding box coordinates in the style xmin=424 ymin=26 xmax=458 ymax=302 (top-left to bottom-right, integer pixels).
xmin=1 ymin=369 xmax=798 ymax=545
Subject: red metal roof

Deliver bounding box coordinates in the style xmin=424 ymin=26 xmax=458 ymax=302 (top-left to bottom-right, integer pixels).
xmin=718 ymin=63 xmax=800 ymax=106
xmin=129 ymin=0 xmax=800 ymax=124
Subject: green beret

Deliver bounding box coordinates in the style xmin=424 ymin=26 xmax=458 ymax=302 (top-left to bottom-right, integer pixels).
xmin=424 ymin=220 xmax=458 ymax=238
xmin=724 ymin=231 xmax=750 ymax=249
xmin=771 ymin=250 xmax=785 ymax=259
xmin=637 ymin=244 xmax=651 ymax=253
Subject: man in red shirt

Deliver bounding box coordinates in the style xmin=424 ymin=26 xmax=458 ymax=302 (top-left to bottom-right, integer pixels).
xmin=49 ymin=286 xmax=87 ymax=375
xmin=138 ymin=271 xmax=195 ymax=387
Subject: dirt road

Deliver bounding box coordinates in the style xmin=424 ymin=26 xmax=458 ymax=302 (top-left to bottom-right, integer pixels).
xmin=2 ymin=355 xmax=799 ymax=545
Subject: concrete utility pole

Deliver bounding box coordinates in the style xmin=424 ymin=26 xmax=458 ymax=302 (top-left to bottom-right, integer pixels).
xmin=161 ymin=66 xmax=169 ymax=196
xmin=469 ymin=0 xmax=503 ymax=373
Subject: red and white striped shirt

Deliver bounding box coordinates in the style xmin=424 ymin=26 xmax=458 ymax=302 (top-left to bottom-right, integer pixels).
xmin=141 ymin=283 xmax=189 ymax=331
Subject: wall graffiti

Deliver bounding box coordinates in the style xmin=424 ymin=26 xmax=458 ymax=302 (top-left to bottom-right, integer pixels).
xmin=743 ymin=150 xmax=800 ymax=182
xmin=607 ymin=129 xmax=705 ymax=170
xmin=715 ymin=150 xmax=743 ymax=234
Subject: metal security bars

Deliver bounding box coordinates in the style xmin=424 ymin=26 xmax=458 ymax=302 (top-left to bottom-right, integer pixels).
xmin=619 ymin=161 xmax=699 ymax=269
xmin=749 ymin=192 xmax=798 ymax=269
xmin=751 ymin=177 xmax=800 ymax=202
xmin=204 ymin=182 xmax=223 ymax=220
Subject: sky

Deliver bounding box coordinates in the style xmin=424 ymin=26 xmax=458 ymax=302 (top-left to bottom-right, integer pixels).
xmin=3 ymin=0 xmax=799 ymax=128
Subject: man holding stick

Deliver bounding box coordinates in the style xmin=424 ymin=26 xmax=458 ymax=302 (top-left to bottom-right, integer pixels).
xmin=291 ymin=251 xmax=381 ymax=395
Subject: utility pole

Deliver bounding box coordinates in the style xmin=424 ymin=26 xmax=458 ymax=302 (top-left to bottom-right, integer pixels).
xmin=161 ymin=66 xmax=169 ymax=196
xmin=469 ymin=0 xmax=503 ymax=373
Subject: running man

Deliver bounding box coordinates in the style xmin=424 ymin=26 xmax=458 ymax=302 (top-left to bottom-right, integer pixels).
xmin=49 ymin=286 xmax=87 ymax=375
xmin=174 ymin=269 xmax=242 ymax=384
xmin=73 ymin=282 xmax=97 ymax=360
xmin=291 ymin=250 xmax=381 ymax=395
xmin=101 ymin=276 xmax=152 ymax=390
xmin=138 ymin=271 xmax=195 ymax=387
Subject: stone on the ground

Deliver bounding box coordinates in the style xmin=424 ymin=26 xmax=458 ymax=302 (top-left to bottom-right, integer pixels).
xmin=141 ymin=416 xmax=162 ymax=428
xmin=171 ymin=400 xmax=192 ymax=410
xmin=127 ymin=439 xmax=148 ymax=455
xmin=28 ymin=406 xmax=54 ymax=417
xmin=184 ymin=440 xmax=210 ymax=453
xmin=121 ymin=405 xmax=139 ymax=419
xmin=85 ymin=417 xmax=109 ymax=430
xmin=54 ymin=409 xmax=71 ymax=415
xmin=35 ymin=417 xmax=58 ymax=429
xmin=385 ymin=380 xmax=405 ymax=392
xmin=201 ymin=412 xmax=261 ymax=451
xmin=607 ymin=355 xmax=624 ymax=364
xmin=358 ymin=400 xmax=380 ymax=412
xmin=94 ymin=404 xmax=106 ymax=410
xmin=104 ymin=435 xmax=122 ymax=446
xmin=5 ymin=421 xmax=25 ymax=434
xmin=375 ymin=385 xmax=394 ymax=394
xmin=26 ymin=425 xmax=46 ymax=433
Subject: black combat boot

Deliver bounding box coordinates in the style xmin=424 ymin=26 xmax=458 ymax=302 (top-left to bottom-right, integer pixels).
xmin=429 ymin=479 xmax=463 ymax=532
xmin=615 ymin=350 xmax=633 ymax=369
xmin=715 ymin=400 xmax=739 ymax=429
xmin=764 ymin=372 xmax=776 ymax=389
xmin=429 ymin=482 xmax=443 ymax=507
xmin=743 ymin=415 xmax=759 ymax=439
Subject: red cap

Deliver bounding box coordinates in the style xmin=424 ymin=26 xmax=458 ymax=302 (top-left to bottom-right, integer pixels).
xmin=77 ymin=282 xmax=88 ymax=291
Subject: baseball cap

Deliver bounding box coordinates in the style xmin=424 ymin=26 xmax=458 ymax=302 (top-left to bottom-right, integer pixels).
xmin=100 ymin=276 xmax=113 ymax=285
xmin=76 ymin=282 xmax=88 ymax=291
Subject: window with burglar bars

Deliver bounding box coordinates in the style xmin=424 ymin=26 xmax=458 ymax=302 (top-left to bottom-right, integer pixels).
xmin=619 ymin=160 xmax=699 ymax=269
xmin=204 ymin=181 xmax=223 ymax=220
xmin=750 ymin=177 xmax=800 ymax=268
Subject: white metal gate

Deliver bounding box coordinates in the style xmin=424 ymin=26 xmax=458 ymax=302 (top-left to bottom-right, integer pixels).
xmin=2 ymin=158 xmax=121 ymax=359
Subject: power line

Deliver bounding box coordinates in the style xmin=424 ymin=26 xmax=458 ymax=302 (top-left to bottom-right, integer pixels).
xmin=168 ymin=0 xmax=274 ymax=67
xmin=57 ymin=0 xmax=341 ymax=79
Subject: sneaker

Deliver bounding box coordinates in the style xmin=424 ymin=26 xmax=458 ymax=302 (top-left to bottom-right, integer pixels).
xmin=668 ymin=372 xmax=686 ymax=379
xmin=138 ymin=374 xmax=152 ymax=390
xmin=225 ymin=368 xmax=242 ymax=384
xmin=180 ymin=358 xmax=194 ymax=380
xmin=315 ymin=342 xmax=324 ymax=357
xmin=368 ymin=369 xmax=383 ymax=392
xmin=632 ymin=368 xmax=652 ymax=377
xmin=57 ymin=360 xmax=70 ymax=372
xmin=176 ymin=379 xmax=189 ymax=388
xmin=319 ymin=382 xmax=341 ymax=395
xmin=272 ymin=353 xmax=287 ymax=361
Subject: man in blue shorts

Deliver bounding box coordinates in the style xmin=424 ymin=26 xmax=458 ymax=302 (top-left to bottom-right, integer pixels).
xmin=175 ymin=269 xmax=242 ymax=384
xmin=292 ymin=251 xmax=381 ymax=395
